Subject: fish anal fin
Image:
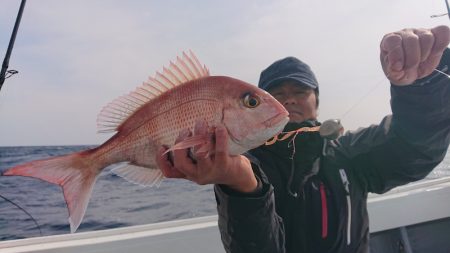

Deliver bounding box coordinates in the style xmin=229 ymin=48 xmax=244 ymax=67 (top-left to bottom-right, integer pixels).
xmin=111 ymin=164 xmax=164 ymax=187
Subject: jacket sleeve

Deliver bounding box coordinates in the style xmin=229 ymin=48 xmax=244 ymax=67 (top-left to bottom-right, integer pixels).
xmin=327 ymin=48 xmax=450 ymax=194
xmin=214 ymin=162 xmax=285 ymax=253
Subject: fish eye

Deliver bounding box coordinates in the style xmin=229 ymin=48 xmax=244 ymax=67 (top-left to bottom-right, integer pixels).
xmin=243 ymin=93 xmax=260 ymax=108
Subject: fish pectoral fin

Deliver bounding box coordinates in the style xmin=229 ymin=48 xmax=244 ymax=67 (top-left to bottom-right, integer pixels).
xmin=111 ymin=164 xmax=164 ymax=187
xmin=195 ymin=141 xmax=215 ymax=158
xmin=163 ymin=135 xmax=210 ymax=155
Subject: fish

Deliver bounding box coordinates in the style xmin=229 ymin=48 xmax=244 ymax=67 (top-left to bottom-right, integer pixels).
xmin=2 ymin=51 xmax=289 ymax=233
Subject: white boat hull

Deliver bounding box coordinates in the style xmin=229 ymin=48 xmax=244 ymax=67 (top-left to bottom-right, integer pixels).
xmin=2 ymin=177 xmax=450 ymax=253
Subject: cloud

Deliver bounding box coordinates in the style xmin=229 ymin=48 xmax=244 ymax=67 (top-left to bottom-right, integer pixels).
xmin=0 ymin=0 xmax=448 ymax=145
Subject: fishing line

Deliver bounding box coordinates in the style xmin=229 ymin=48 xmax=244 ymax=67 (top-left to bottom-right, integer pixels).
xmin=267 ymin=67 xmax=450 ymax=148
xmin=339 ymin=67 xmax=450 ymax=121
xmin=0 ymin=192 xmax=43 ymax=236
xmin=339 ymin=76 xmax=386 ymax=120
xmin=341 ymin=0 xmax=450 ymax=122
xmin=434 ymin=68 xmax=450 ymax=78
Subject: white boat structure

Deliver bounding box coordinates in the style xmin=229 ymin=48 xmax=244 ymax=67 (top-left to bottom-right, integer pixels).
xmin=1 ymin=176 xmax=450 ymax=253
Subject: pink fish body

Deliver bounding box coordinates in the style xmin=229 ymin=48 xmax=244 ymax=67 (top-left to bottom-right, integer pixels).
xmin=3 ymin=51 xmax=289 ymax=233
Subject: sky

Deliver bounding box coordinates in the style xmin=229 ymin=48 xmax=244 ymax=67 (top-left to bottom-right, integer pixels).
xmin=0 ymin=0 xmax=449 ymax=146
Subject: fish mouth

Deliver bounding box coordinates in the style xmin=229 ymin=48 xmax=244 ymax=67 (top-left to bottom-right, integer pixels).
xmin=264 ymin=113 xmax=290 ymax=128
xmin=226 ymin=113 xmax=289 ymax=155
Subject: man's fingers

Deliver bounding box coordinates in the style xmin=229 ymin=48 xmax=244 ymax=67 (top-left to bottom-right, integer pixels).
xmin=430 ymin=26 xmax=450 ymax=56
xmin=156 ymin=146 xmax=186 ymax=178
xmin=214 ymin=125 xmax=229 ymax=166
xmin=418 ymin=53 xmax=442 ymax=79
xmin=417 ymin=26 xmax=450 ymax=78
xmin=381 ymin=26 xmax=450 ymax=85
xmin=193 ymin=120 xmax=208 ymax=154
xmin=192 ymin=120 xmax=214 ymax=172
xmin=173 ymin=129 xmax=197 ymax=175
xmin=386 ymin=70 xmax=406 ymax=83
xmin=381 ymin=33 xmax=404 ymax=71
xmin=193 ymin=120 xmax=208 ymax=135
xmin=400 ymin=30 xmax=420 ymax=70
xmin=416 ymin=29 xmax=434 ymax=62
xmin=400 ymin=30 xmax=420 ymax=82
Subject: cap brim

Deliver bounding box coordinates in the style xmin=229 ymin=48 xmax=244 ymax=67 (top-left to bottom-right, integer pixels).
xmin=263 ymin=76 xmax=317 ymax=91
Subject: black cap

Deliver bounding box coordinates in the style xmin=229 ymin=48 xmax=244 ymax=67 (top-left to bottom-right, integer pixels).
xmin=258 ymin=57 xmax=319 ymax=93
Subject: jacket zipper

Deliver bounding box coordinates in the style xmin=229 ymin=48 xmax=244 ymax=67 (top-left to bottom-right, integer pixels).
xmin=339 ymin=169 xmax=351 ymax=245
xmin=320 ymin=182 xmax=328 ymax=239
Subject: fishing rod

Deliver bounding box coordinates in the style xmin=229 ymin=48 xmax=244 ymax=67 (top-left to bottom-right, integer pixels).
xmin=0 ymin=1 xmax=35 ymax=236
xmin=0 ymin=0 xmax=27 ymax=92
xmin=431 ymin=0 xmax=450 ymax=19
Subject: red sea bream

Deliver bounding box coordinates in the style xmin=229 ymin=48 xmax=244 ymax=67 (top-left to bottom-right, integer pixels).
xmin=3 ymin=51 xmax=289 ymax=233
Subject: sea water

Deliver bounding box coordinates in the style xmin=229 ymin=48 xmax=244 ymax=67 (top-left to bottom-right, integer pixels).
xmin=0 ymin=146 xmax=448 ymax=240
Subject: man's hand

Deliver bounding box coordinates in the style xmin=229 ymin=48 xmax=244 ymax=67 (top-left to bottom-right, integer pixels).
xmin=380 ymin=26 xmax=450 ymax=85
xmin=155 ymin=121 xmax=258 ymax=193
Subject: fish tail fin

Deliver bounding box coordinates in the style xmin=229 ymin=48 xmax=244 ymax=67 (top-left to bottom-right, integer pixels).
xmin=3 ymin=150 xmax=103 ymax=233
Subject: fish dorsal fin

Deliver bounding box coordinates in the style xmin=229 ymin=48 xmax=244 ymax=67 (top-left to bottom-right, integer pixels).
xmin=97 ymin=50 xmax=210 ymax=133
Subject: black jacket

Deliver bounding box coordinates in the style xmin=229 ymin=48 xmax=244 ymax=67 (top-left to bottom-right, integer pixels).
xmin=214 ymin=49 xmax=450 ymax=253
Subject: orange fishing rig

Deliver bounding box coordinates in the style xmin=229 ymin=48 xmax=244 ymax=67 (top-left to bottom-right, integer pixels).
xmin=264 ymin=119 xmax=344 ymax=159
xmin=265 ymin=119 xmax=344 ymax=146
xmin=265 ymin=126 xmax=321 ymax=145
xmin=265 ymin=126 xmax=321 ymax=159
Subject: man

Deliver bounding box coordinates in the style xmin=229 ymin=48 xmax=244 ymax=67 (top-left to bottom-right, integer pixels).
xmin=156 ymin=26 xmax=450 ymax=252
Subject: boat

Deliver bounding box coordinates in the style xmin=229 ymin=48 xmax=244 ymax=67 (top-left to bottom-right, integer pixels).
xmin=1 ymin=176 xmax=450 ymax=253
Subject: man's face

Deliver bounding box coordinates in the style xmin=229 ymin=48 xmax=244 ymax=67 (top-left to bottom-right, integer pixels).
xmin=267 ymin=81 xmax=318 ymax=123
